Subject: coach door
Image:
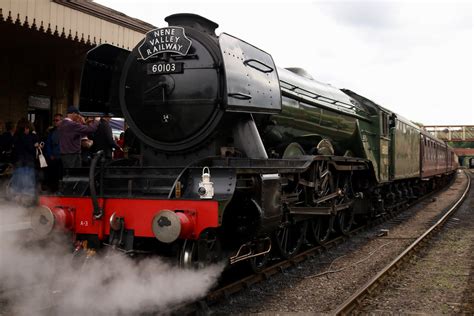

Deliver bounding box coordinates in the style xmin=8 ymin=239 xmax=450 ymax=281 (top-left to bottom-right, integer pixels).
xmin=379 ymin=111 xmax=391 ymax=182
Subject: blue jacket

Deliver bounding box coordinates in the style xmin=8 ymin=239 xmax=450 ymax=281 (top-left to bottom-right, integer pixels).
xmin=44 ymin=127 xmax=61 ymax=160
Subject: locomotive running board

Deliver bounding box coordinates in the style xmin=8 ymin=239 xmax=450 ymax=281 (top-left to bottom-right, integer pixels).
xmin=289 ymin=201 xmax=353 ymax=215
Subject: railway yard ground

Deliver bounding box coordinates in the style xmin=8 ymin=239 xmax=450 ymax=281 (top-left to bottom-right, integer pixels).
xmin=211 ymin=170 xmax=473 ymax=314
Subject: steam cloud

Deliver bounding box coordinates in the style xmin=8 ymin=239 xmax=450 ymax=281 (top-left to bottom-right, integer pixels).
xmin=0 ymin=203 xmax=224 ymax=315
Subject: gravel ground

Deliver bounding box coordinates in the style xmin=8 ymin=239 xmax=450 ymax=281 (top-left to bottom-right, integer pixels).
xmin=210 ymin=171 xmax=469 ymax=314
xmin=357 ymin=171 xmax=474 ymax=314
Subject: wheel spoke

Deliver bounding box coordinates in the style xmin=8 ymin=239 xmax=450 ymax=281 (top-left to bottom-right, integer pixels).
xmin=274 ymin=220 xmax=306 ymax=258
xmin=311 ymin=216 xmax=332 ymax=244
xmin=337 ymin=209 xmax=354 ymax=235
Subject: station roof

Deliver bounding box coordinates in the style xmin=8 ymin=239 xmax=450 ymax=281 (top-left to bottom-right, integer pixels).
xmin=0 ymin=0 xmax=156 ymax=50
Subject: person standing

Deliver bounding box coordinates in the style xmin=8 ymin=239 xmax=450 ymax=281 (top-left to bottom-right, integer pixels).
xmin=10 ymin=119 xmax=39 ymax=202
xmin=0 ymin=121 xmax=15 ymax=162
xmin=114 ymin=132 xmax=125 ymax=159
xmin=44 ymin=113 xmax=63 ymax=191
xmin=80 ymin=117 xmax=96 ymax=166
xmin=59 ymin=106 xmax=98 ymax=168
xmin=91 ymin=115 xmax=120 ymax=160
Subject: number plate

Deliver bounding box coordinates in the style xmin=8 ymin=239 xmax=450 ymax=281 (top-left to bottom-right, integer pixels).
xmin=147 ymin=62 xmax=183 ymax=75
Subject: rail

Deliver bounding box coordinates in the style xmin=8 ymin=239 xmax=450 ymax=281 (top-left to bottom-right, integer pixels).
xmin=1 ymin=173 xmax=462 ymax=315
xmin=333 ymin=170 xmax=471 ymax=315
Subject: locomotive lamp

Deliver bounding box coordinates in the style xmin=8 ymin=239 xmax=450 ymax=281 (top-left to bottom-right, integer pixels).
xmin=198 ymin=167 xmax=214 ymax=199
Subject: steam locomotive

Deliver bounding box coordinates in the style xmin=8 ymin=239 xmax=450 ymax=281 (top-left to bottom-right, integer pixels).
xmin=33 ymin=14 xmax=458 ymax=269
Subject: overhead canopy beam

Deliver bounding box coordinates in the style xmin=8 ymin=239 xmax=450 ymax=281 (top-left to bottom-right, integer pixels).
xmin=0 ymin=0 xmax=155 ymax=49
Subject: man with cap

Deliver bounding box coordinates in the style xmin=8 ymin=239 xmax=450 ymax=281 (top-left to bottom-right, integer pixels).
xmin=58 ymin=106 xmax=99 ymax=168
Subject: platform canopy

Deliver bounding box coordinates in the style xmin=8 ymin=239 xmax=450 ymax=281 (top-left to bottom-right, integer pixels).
xmin=0 ymin=0 xmax=155 ymax=50
xmin=0 ymin=0 xmax=156 ymax=131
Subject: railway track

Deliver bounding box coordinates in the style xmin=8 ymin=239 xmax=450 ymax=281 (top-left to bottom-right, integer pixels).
xmin=175 ymin=172 xmax=465 ymax=314
xmin=0 ymin=173 xmax=465 ymax=315
xmin=333 ymin=170 xmax=471 ymax=315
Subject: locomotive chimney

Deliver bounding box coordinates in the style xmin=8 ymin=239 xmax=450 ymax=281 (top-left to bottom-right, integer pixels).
xmin=165 ymin=13 xmax=218 ymax=36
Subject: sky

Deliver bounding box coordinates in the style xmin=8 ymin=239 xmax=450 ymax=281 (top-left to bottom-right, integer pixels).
xmin=95 ymin=0 xmax=473 ymax=125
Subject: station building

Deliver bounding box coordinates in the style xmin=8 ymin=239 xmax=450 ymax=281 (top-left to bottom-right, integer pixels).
xmin=0 ymin=0 xmax=154 ymax=134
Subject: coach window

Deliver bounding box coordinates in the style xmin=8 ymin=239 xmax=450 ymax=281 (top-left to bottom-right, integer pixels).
xmin=381 ymin=113 xmax=389 ymax=136
xmin=427 ymin=141 xmax=429 ymax=160
xmin=428 ymin=142 xmax=430 ymax=160
xmin=426 ymin=140 xmax=428 ymax=159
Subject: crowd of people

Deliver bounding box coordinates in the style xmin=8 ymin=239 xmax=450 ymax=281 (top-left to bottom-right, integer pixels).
xmin=0 ymin=106 xmax=128 ymax=204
